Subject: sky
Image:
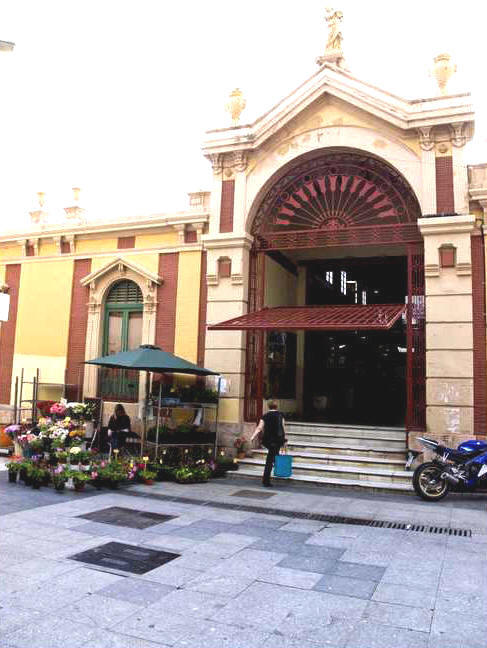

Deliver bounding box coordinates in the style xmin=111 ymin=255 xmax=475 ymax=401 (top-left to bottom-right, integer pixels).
xmin=1 ymin=0 xmax=486 ymax=229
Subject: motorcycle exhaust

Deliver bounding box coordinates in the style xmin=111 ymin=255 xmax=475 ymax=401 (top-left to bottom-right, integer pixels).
xmin=441 ymin=471 xmax=460 ymax=486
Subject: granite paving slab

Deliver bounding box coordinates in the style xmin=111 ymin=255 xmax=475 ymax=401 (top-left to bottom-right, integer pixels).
xmin=363 ymin=601 xmax=433 ymax=633
xmin=314 ymin=573 xmax=377 ymax=599
xmin=346 ymin=620 xmax=429 ymax=648
xmin=97 ymin=577 xmax=175 ymax=606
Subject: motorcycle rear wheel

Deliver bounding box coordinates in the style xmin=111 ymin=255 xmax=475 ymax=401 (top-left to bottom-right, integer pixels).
xmin=413 ymin=462 xmax=449 ymax=501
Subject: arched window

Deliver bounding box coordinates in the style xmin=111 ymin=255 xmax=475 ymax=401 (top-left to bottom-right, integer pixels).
xmin=99 ymin=280 xmax=143 ymax=401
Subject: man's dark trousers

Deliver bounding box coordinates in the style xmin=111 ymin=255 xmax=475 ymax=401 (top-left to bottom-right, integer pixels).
xmin=263 ymin=443 xmax=280 ymax=485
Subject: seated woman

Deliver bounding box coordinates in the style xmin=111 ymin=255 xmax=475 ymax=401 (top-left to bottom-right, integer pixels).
xmin=107 ymin=404 xmax=132 ymax=450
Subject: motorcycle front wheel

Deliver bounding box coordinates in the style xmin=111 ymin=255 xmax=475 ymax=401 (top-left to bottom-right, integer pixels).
xmin=413 ymin=462 xmax=449 ymax=501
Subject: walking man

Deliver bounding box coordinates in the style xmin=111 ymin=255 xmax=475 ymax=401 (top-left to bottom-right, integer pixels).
xmin=251 ymin=400 xmax=286 ymax=486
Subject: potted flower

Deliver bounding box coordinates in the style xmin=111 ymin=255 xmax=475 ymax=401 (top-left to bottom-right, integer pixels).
xmin=50 ymin=401 xmax=67 ymax=419
xmin=56 ymin=450 xmax=68 ymax=465
xmin=70 ymin=471 xmax=91 ymax=492
xmin=5 ymin=457 xmax=22 ymax=483
xmin=27 ymin=464 xmax=48 ymax=489
xmin=138 ymin=468 xmax=157 ymax=485
xmin=98 ymin=461 xmax=127 ymax=489
xmin=68 ymin=446 xmax=82 ymax=468
xmin=234 ymin=436 xmax=247 ymax=459
xmin=52 ymin=466 xmax=68 ymax=492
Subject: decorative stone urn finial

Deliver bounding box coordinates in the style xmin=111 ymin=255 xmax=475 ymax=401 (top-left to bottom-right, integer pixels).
xmin=37 ymin=191 xmax=45 ymax=208
xmin=316 ymin=7 xmax=345 ymax=67
xmin=432 ymin=53 xmax=456 ymax=95
xmin=29 ymin=191 xmax=48 ymax=226
xmin=225 ymin=88 xmax=246 ymax=126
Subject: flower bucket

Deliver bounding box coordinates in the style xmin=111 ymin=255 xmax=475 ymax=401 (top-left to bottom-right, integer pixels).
xmin=74 ymin=483 xmax=85 ymax=492
xmin=54 ymin=482 xmax=65 ymax=492
xmin=144 ymin=479 xmax=154 ymax=486
xmin=8 ymin=471 xmax=18 ymax=484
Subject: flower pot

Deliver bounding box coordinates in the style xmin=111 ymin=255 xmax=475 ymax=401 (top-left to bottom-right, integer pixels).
xmin=144 ymin=479 xmax=154 ymax=486
xmin=237 ymin=452 xmax=246 ymax=459
xmin=108 ymin=480 xmax=119 ymax=490
xmin=8 ymin=471 xmax=18 ymax=484
xmin=31 ymin=480 xmax=42 ymax=489
xmin=54 ymin=482 xmax=65 ymax=492
xmin=74 ymin=482 xmax=85 ymax=492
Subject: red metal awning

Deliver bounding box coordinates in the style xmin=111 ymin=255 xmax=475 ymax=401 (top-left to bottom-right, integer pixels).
xmin=208 ymin=304 xmax=406 ymax=331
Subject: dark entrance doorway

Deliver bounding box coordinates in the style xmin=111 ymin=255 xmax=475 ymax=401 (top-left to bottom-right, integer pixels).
xmin=304 ymin=256 xmax=407 ymax=426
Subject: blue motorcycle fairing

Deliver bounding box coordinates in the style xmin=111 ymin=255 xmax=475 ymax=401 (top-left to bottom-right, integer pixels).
xmin=458 ymin=439 xmax=487 ymax=453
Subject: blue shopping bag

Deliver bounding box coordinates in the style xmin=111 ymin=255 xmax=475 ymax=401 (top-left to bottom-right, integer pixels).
xmin=274 ymin=452 xmax=293 ymax=478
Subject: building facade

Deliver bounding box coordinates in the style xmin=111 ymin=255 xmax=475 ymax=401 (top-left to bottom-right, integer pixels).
xmin=1 ymin=56 xmax=487 ymax=452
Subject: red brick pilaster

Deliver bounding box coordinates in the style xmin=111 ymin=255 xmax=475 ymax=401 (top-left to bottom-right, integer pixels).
xmin=435 ymin=156 xmax=454 ymax=214
xmin=0 ymin=264 xmax=21 ymax=404
xmin=219 ymin=180 xmax=235 ymax=233
xmin=65 ymin=259 xmax=92 ymax=401
xmin=155 ymin=253 xmax=179 ymax=353
xmin=197 ymin=251 xmax=208 ymax=366
xmin=471 ymin=233 xmax=487 ymax=437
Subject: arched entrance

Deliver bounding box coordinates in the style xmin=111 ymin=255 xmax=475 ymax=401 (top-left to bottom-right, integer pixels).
xmin=244 ymin=150 xmax=425 ymax=430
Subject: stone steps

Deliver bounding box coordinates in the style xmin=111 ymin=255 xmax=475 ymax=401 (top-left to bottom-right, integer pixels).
xmin=229 ymin=468 xmax=414 ymax=493
xmin=239 ymin=456 xmax=412 ymax=485
xmin=252 ymin=448 xmax=404 ymax=471
xmin=283 ymin=441 xmax=406 ymax=460
xmin=242 ymin=421 xmax=409 ymax=493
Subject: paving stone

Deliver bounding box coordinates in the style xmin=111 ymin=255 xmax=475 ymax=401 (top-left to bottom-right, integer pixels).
xmin=363 ymin=601 xmax=433 ymax=633
xmin=372 ymin=582 xmax=436 ymax=609
xmin=97 ymin=577 xmax=175 ymax=605
xmin=258 ymin=565 xmax=323 ymax=590
xmin=314 ymin=574 xmax=377 ymax=599
xmin=277 ymin=519 xmax=328 ymax=533
xmin=172 ymin=621 xmax=270 ymax=648
xmin=86 ymin=631 xmax=170 ymax=648
xmin=141 ymin=533 xmax=199 ymax=552
xmin=184 ymin=573 xmax=254 ymax=598
xmin=244 ymin=515 xmax=288 ymax=528
xmin=5 ymin=617 xmax=97 ymax=648
xmin=166 ymin=526 xmax=220 ymax=541
xmin=61 ymin=593 xmax=142 ymax=628
xmin=277 ymin=612 xmax=354 ymax=647
xmin=278 ymin=554 xmax=338 ymax=574
xmin=0 ymin=557 xmax=78 ymax=582
xmin=334 ymin=562 xmax=386 ymax=582
xmin=141 ymin=564 xmax=200 ymax=587
xmin=115 ymin=610 xmax=204 ymax=646
xmin=346 ymin=620 xmax=429 ymax=648
xmin=148 ymin=589 xmax=228 ymax=619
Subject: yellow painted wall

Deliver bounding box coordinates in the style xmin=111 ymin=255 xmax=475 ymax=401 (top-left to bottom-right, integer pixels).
xmin=39 ymin=241 xmax=58 ymax=256
xmin=174 ymin=250 xmax=202 ymax=363
xmin=0 ymin=245 xmax=22 ymax=260
xmin=0 ymin=264 xmax=5 ymax=285
xmin=75 ymin=237 xmax=119 ymax=254
xmin=265 ymin=257 xmax=297 ymax=307
xmin=14 ymin=260 xmax=73 ymax=358
xmin=136 ymin=231 xmax=179 ymax=248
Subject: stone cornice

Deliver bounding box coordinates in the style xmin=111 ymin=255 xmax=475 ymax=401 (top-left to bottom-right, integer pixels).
xmin=418 ymin=214 xmax=476 ymax=236
xmin=202 ymin=63 xmax=474 ymax=156
xmin=202 ymin=232 xmax=254 ymax=250
xmin=0 ymin=212 xmax=209 ymax=244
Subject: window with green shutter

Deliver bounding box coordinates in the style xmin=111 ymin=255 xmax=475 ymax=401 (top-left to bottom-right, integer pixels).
xmin=99 ymin=280 xmax=143 ymax=402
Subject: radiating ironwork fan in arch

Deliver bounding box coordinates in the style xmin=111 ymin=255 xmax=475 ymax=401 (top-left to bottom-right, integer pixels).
xmin=251 ymin=152 xmax=422 ymax=235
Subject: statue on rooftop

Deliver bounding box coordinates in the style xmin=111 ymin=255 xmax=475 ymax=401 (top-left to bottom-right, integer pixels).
xmin=317 ymin=7 xmax=345 ymax=68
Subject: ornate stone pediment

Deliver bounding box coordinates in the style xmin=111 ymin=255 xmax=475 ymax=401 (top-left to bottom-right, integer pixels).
xmin=80 ymin=257 xmax=161 ymax=292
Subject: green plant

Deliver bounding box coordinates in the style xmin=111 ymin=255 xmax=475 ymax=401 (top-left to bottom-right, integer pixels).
xmin=6 ymin=459 xmax=23 ymax=473
xmin=139 ymin=468 xmax=157 ymax=481
xmin=56 ymin=450 xmax=68 ymax=463
xmin=27 ymin=464 xmax=48 ymax=483
xmin=70 ymin=471 xmax=91 ymax=484
xmin=174 ymin=464 xmax=211 ymax=484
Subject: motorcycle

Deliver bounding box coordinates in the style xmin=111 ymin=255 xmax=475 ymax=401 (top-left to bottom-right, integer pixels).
xmin=413 ymin=436 xmax=487 ymax=501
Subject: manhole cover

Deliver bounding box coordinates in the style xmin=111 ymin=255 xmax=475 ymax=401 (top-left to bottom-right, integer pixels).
xmin=231 ymin=489 xmax=276 ymax=499
xmin=78 ymin=507 xmax=176 ymax=529
xmin=69 ymin=541 xmax=180 ymax=574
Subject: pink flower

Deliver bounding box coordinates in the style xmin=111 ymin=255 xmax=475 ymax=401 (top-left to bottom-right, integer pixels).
xmin=91 ymin=471 xmax=98 ymax=479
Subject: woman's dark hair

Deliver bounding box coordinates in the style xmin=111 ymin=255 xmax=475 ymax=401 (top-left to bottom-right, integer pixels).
xmin=114 ymin=404 xmax=126 ymax=417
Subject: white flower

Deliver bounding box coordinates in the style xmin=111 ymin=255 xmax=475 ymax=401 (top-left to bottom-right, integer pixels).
xmin=69 ymin=446 xmax=81 ymax=455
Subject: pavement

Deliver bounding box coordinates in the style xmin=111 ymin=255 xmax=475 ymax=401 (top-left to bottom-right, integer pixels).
xmin=0 ymin=473 xmax=486 ymax=648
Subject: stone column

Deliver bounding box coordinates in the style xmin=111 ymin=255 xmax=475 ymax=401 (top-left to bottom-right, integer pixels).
xmin=418 ymin=214 xmax=476 ymax=447
xmin=207 ymin=154 xmax=223 ymax=235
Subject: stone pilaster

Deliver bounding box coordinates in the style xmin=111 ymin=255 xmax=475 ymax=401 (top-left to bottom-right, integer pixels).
xmin=418 ymin=214 xmax=476 ymax=446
